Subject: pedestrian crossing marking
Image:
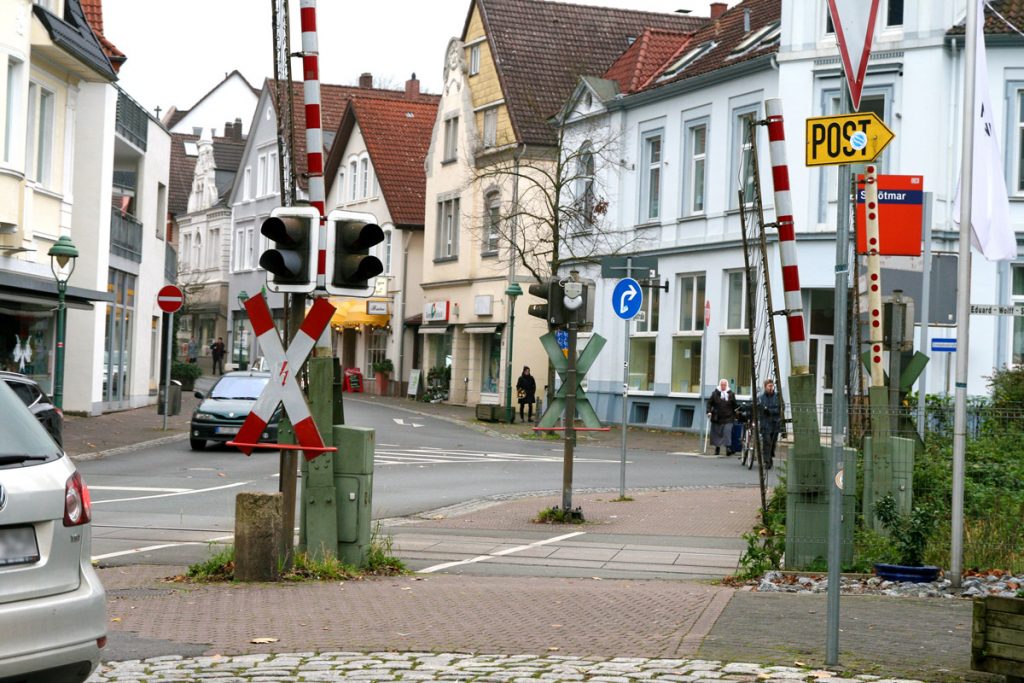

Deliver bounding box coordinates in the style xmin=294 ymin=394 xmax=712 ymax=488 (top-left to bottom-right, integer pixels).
xmin=374 ymin=447 xmax=621 ymax=466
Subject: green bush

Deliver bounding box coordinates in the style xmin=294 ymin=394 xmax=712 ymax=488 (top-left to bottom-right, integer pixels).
xmin=874 ymin=494 xmax=936 ymax=567
xmin=171 ymin=361 xmax=202 ymax=382
xmin=372 ymin=358 xmax=394 ymax=374
xmin=736 ymin=474 xmax=787 ymax=579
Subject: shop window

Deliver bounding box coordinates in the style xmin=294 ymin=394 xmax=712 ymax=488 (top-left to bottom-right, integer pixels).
xmin=0 ymin=306 xmax=53 ymax=392
xmin=671 ymin=337 xmax=702 ymax=393
xmin=480 ymin=329 xmax=502 ymax=393
xmin=366 ymin=328 xmax=388 ymax=378
xmin=232 ymin=313 xmax=250 ymax=368
xmin=628 ymin=337 xmax=656 ymax=391
xmin=719 ymin=336 xmax=752 ymax=396
xmin=103 ymin=269 xmax=137 ymax=403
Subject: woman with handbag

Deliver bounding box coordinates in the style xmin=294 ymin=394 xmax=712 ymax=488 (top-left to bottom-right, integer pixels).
xmin=515 ymin=366 xmax=537 ymax=423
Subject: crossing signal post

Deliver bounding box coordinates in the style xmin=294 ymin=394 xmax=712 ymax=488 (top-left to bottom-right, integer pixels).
xmin=527 ymin=277 xmax=567 ymax=328
xmin=260 ymin=206 xmax=319 ymax=293
xmin=326 ymin=210 xmax=385 ymax=297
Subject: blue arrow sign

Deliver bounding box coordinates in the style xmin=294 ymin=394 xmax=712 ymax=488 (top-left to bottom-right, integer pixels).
xmin=612 ymin=278 xmax=643 ymax=320
xmin=931 ymin=338 xmax=956 ymax=353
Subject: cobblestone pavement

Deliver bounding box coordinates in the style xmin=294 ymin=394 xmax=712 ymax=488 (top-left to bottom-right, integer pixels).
xmin=88 ymin=652 xmax=926 ymax=682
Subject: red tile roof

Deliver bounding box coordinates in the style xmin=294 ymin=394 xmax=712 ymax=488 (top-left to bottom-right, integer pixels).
xmin=949 ymin=0 xmax=1024 ymax=35
xmin=642 ymin=0 xmax=781 ymax=93
xmin=269 ymin=80 xmax=438 ymax=192
xmin=325 ymin=96 xmax=440 ymax=228
xmin=79 ymin=0 xmax=125 ymax=72
xmin=472 ymin=0 xmax=706 ymax=146
xmin=604 ymin=29 xmax=693 ymax=94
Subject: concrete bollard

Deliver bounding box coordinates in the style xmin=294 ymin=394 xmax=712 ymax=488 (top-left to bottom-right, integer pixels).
xmin=234 ymin=492 xmax=283 ymax=582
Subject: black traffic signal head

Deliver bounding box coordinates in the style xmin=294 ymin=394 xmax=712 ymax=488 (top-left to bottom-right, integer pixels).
xmin=259 ymin=206 xmax=319 ymax=293
xmin=326 ymin=209 xmax=385 ymax=296
xmin=527 ymin=277 xmax=566 ymax=328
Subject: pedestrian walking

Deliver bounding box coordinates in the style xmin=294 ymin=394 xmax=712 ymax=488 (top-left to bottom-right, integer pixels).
xmin=187 ymin=337 xmax=198 ymax=364
xmin=707 ymin=378 xmax=738 ymax=456
xmin=210 ymin=337 xmax=226 ymax=375
xmin=515 ymin=366 xmax=536 ymax=423
xmin=758 ymin=378 xmax=782 ymax=469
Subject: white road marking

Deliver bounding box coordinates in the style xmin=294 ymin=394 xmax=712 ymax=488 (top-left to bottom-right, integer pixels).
xmin=89 ymin=485 xmax=191 ymax=493
xmin=374 ymin=447 xmax=621 ymax=467
xmin=418 ymin=531 xmax=586 ymax=574
xmin=91 ymin=534 xmax=234 ymax=561
xmin=91 ymin=481 xmax=250 ymax=505
xmin=392 ymin=418 xmax=424 ymax=427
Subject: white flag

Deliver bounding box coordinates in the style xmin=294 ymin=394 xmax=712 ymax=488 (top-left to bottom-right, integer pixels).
xmin=953 ymin=1 xmax=1016 ymax=261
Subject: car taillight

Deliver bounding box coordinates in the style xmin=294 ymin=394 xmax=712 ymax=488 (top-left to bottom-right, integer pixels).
xmin=64 ymin=471 xmax=92 ymax=527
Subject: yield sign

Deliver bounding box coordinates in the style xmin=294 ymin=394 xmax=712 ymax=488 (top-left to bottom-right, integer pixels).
xmin=826 ymin=0 xmax=880 ymax=111
xmin=232 ymin=293 xmax=336 ymax=460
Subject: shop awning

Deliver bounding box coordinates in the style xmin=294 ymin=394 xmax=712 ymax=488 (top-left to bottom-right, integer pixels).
xmin=328 ymin=297 xmax=390 ymax=329
xmin=419 ymin=325 xmax=449 ymax=335
xmin=464 ymin=325 xmax=499 ymax=334
xmin=0 ymin=270 xmax=113 ymax=310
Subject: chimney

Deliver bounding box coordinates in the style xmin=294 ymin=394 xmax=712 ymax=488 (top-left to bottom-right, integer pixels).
xmin=710 ymin=2 xmax=727 ymax=19
xmin=359 ymin=72 xmax=373 ymax=89
xmin=233 ymin=117 xmax=243 ymax=140
xmin=405 ymin=72 xmax=420 ymax=98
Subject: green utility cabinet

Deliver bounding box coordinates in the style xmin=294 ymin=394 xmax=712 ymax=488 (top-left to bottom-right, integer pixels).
xmin=331 ymin=425 xmax=374 ymax=565
xmin=785 ymin=446 xmax=858 ymax=569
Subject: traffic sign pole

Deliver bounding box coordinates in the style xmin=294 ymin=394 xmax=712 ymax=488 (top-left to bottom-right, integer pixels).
xmin=620 ymin=260 xmax=632 ymax=500
xmin=163 ymin=311 xmax=173 ymax=431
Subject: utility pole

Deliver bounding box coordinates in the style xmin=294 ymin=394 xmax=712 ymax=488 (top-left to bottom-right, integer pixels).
xmin=562 ymin=318 xmax=577 ymax=513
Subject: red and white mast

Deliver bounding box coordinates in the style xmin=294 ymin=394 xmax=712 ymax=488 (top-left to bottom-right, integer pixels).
xmin=299 ymin=0 xmax=327 ymax=290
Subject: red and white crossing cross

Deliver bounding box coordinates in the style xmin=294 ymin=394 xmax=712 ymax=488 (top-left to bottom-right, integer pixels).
xmin=157 ymin=284 xmax=184 ymax=314
xmin=233 ymin=293 xmax=335 ymax=460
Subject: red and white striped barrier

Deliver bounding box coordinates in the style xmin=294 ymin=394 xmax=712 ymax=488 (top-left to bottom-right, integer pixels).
xmin=232 ymin=294 xmax=336 ymax=460
xmin=299 ymin=0 xmax=327 ymax=289
xmin=764 ymin=98 xmax=810 ymax=376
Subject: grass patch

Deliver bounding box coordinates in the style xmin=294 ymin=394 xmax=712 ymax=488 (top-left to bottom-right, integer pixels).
xmin=534 ymin=506 xmax=585 ymax=524
xmin=185 ymin=545 xmax=235 ymax=581
xmin=364 ymin=523 xmax=407 ymax=575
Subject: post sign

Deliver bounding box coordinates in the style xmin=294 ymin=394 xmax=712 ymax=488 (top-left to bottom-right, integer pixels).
xmin=855 ymin=175 xmax=924 ymax=256
xmin=157 ymin=285 xmax=184 ymax=314
xmin=931 ymin=338 xmax=957 ymax=353
xmin=805 ymin=112 xmax=893 ymax=166
xmin=612 ymin=278 xmax=643 ymax=320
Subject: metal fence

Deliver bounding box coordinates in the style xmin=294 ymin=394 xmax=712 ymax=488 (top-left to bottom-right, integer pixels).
xmin=775 ymin=400 xmax=1024 ymax=575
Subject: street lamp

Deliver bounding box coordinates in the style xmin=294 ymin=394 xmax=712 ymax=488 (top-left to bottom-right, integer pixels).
xmin=236 ymin=290 xmax=249 ymax=371
xmin=503 ymin=281 xmax=523 ymax=424
xmin=48 ymin=235 xmax=79 ymax=410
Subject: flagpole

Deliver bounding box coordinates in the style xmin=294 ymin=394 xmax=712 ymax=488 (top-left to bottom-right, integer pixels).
xmin=950 ymin=0 xmax=980 ymax=589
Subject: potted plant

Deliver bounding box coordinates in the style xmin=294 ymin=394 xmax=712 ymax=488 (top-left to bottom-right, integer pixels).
xmin=171 ymin=361 xmax=202 ymax=392
xmin=872 ymin=494 xmax=941 ymax=583
xmin=372 ymin=358 xmax=394 ymax=396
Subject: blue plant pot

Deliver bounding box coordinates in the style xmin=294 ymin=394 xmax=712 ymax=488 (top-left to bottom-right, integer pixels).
xmin=874 ymin=563 xmax=941 ymax=583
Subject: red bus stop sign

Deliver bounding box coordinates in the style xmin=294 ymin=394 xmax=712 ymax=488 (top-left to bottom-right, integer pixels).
xmin=157 ymin=285 xmax=184 ymax=314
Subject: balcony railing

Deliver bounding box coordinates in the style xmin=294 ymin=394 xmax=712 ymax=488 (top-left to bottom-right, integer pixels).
xmin=165 ymin=242 xmax=177 ymax=282
xmin=110 ymin=211 xmax=143 ymax=263
xmin=115 ymin=91 xmax=148 ymax=151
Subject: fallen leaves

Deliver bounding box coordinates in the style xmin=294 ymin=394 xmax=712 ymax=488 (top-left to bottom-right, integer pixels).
xmin=250 ymin=637 xmax=278 ymax=644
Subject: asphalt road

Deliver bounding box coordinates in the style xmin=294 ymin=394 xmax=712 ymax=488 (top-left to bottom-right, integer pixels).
xmin=81 ymin=398 xmax=773 ymax=568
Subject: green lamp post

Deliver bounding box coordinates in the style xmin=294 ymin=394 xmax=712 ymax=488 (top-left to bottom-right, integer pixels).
xmin=48 ymin=235 xmax=79 ymax=410
xmin=504 ymin=281 xmax=523 ymax=424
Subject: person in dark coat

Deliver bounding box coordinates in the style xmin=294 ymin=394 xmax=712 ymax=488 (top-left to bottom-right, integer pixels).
xmin=758 ymin=378 xmax=782 ymax=469
xmin=707 ymin=378 xmax=738 ymax=455
xmin=515 ymin=366 xmax=537 ymax=423
xmin=210 ymin=337 xmax=226 ymax=375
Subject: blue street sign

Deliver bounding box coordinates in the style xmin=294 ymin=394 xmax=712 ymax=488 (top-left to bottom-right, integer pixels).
xmin=931 ymin=338 xmax=956 ymax=353
xmin=555 ymin=329 xmax=569 ymax=349
xmin=612 ymin=278 xmax=643 ymax=320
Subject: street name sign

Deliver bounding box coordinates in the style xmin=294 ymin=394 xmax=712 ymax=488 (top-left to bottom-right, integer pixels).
xmin=970 ymin=304 xmax=1024 ymax=316
xmin=931 ymin=338 xmax=957 ymax=353
xmin=855 ymin=174 xmax=924 ymax=255
xmin=612 ymin=278 xmax=643 ymax=320
xmin=601 ymin=255 xmax=658 ymax=279
xmin=806 ymin=112 xmax=894 ymax=166
xmin=157 ymin=285 xmax=184 ymax=314
xmin=826 ymin=0 xmax=881 ymax=111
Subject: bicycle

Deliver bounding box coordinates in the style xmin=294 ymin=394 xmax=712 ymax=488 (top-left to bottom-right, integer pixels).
xmin=740 ymin=421 xmax=757 ymax=470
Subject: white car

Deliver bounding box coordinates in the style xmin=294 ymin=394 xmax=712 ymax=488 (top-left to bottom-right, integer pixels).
xmin=0 ymin=381 xmax=106 ymax=682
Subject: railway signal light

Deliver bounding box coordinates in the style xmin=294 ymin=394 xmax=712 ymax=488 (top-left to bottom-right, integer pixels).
xmin=326 ymin=210 xmax=385 ymax=297
xmin=259 ymin=206 xmax=319 ymax=293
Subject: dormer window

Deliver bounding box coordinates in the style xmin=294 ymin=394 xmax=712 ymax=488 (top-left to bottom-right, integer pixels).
xmin=729 ymin=21 xmax=781 ymax=58
xmin=658 ymin=41 xmax=717 ymax=82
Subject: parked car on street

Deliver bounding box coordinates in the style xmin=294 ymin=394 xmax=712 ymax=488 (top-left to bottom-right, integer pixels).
xmin=0 ymin=380 xmax=106 ymax=682
xmin=189 ymin=371 xmax=280 ymax=450
xmin=1 ymin=371 xmax=63 ymax=447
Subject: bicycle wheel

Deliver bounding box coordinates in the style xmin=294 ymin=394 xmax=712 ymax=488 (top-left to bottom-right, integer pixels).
xmin=745 ymin=429 xmax=755 ymax=470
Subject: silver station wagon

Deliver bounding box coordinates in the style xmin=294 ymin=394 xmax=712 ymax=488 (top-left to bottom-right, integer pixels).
xmin=0 ymin=381 xmax=106 ymax=682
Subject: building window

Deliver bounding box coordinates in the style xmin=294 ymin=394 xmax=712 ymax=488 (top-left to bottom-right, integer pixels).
xmin=726 ymin=270 xmax=747 ymax=330
xmin=242 ymin=167 xmax=252 ymax=201
xmin=671 ymin=338 xmax=702 ymax=394
xmin=886 ymin=0 xmax=904 ymax=26
xmin=4 ymin=58 xmax=21 ymax=164
xmin=1016 ymin=90 xmax=1024 ymax=194
xmin=1014 ymin=266 xmax=1024 ymax=364
xmin=576 ymin=142 xmax=595 ymax=230
xmin=206 ymin=228 xmax=219 ymax=270
xmin=232 ymin=226 xmax=245 ymax=272
xmin=360 ymin=156 xmax=369 ymax=198
xmin=443 ymin=116 xmax=459 ymax=162
xmin=26 ymin=83 xmax=54 ymax=186
xmin=629 ymin=337 xmax=656 ymax=391
xmin=635 ymin=283 xmax=660 ymax=333
xmin=679 ymin=274 xmax=706 ymax=332
xmin=103 ymin=269 xmax=137 ymax=403
xmin=825 ymin=5 xmax=834 ymax=34
xmin=733 ymin=109 xmax=758 ymax=208
xmin=640 ymin=131 xmax=662 ymax=222
xmin=480 ymin=329 xmax=502 ymax=393
xmin=719 ymin=336 xmax=752 ymax=396
xmin=383 ymin=230 xmax=393 ymax=273
xmin=256 ymin=154 xmax=267 ymax=197
xmin=181 ymin=233 xmax=192 ymax=269
xmin=366 ymin=328 xmax=388 ymax=379
xmin=349 ymin=158 xmax=358 ymax=199
xmin=482 ymin=107 xmax=497 ymax=148
xmin=686 ymin=123 xmax=707 ymax=214
xmin=267 ymin=151 xmax=278 ymax=195
xmin=436 ymin=196 xmax=460 ymax=259
xmin=482 ymin=191 xmax=500 ymax=254
xmin=469 ymin=44 xmax=481 ymax=76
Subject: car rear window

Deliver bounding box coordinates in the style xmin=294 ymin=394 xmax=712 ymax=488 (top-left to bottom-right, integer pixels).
xmin=209 ymin=375 xmax=269 ymax=400
xmin=0 ymin=381 xmax=60 ymax=464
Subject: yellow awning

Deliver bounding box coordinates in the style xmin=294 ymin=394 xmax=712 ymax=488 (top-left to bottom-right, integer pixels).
xmin=329 ymin=298 xmax=390 ymax=329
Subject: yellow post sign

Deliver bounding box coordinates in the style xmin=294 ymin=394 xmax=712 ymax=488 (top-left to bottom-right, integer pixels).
xmin=805 ymin=112 xmax=894 ymax=166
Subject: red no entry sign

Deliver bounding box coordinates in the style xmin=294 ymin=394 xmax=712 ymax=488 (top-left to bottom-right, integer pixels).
xmin=157 ymin=285 xmax=184 ymax=314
